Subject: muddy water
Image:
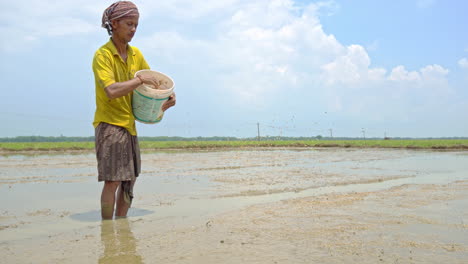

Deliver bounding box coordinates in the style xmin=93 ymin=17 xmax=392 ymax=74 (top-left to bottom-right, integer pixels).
xmin=1 ymin=148 xmax=467 ymax=263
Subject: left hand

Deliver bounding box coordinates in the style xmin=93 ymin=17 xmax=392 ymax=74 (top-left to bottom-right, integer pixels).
xmin=162 ymin=93 xmax=176 ymax=112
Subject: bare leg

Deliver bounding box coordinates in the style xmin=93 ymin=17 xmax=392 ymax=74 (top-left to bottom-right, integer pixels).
xmin=101 ymin=181 xmax=121 ymax=220
xmin=115 ymin=180 xmax=136 ymax=217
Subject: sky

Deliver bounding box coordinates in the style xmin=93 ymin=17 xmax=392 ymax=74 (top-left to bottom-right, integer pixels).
xmin=0 ymin=0 xmax=467 ymax=138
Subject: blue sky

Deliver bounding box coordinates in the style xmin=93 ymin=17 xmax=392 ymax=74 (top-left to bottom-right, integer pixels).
xmin=1 ymin=0 xmax=467 ymax=138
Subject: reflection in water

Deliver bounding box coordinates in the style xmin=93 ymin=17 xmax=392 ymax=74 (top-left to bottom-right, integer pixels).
xmin=71 ymin=208 xmax=154 ymax=222
xmin=99 ymin=219 xmax=143 ymax=264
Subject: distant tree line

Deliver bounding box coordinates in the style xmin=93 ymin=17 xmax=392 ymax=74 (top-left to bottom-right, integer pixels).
xmin=1 ymin=135 xmax=467 ymax=142
xmin=0 ymin=136 xmax=241 ymax=142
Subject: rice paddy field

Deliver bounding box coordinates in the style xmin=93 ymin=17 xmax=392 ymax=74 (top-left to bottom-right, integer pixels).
xmin=1 ymin=139 xmax=468 ymax=152
xmin=1 ymin=145 xmax=468 ymax=263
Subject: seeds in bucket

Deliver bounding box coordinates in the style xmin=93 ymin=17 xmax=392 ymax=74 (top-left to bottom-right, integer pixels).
xmin=141 ymin=76 xmax=169 ymax=90
xmin=152 ymin=80 xmax=169 ymax=90
xmin=156 ymin=80 xmax=169 ymax=89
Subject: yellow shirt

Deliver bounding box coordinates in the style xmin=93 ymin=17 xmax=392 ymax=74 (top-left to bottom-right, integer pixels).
xmin=92 ymin=39 xmax=150 ymax=135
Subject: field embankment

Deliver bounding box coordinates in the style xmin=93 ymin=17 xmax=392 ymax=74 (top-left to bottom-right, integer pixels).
xmin=1 ymin=139 xmax=468 ymax=153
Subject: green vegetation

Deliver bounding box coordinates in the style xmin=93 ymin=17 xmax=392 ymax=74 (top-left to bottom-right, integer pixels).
xmin=0 ymin=141 xmax=95 ymax=151
xmin=139 ymin=139 xmax=468 ymax=150
xmin=1 ymin=139 xmax=467 ymax=152
xmin=0 ymin=136 xmax=94 ymax=142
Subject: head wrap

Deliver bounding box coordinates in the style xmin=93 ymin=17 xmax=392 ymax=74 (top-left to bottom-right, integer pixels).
xmin=101 ymin=1 xmax=139 ymax=35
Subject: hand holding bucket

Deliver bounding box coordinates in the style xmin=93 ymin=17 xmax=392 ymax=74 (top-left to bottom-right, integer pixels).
xmin=132 ymin=70 xmax=175 ymax=124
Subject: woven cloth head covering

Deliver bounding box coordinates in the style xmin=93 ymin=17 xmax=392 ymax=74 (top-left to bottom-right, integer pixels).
xmin=101 ymin=1 xmax=139 ymax=35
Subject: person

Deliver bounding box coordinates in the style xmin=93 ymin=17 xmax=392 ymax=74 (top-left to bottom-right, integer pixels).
xmin=92 ymin=1 xmax=176 ymax=220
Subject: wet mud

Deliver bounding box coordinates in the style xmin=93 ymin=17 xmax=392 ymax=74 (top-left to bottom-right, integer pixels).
xmin=0 ymin=148 xmax=467 ymax=263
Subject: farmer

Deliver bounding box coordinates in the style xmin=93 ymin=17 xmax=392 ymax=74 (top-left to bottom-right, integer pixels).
xmin=93 ymin=1 xmax=176 ymax=220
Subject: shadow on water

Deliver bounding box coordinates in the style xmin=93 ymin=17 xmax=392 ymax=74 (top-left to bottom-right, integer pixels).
xmin=70 ymin=208 xmax=154 ymax=222
xmin=99 ymin=218 xmax=143 ymax=264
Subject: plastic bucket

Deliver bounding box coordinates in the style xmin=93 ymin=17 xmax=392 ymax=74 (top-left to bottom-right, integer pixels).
xmin=132 ymin=70 xmax=175 ymax=124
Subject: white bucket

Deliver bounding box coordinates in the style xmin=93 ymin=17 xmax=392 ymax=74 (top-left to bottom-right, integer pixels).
xmin=132 ymin=70 xmax=175 ymax=124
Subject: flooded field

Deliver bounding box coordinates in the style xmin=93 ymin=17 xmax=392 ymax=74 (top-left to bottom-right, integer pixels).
xmin=1 ymin=148 xmax=467 ymax=263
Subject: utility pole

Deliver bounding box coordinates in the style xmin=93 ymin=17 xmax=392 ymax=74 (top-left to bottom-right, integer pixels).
xmin=361 ymin=128 xmax=366 ymax=139
xmin=257 ymin=122 xmax=260 ymax=141
xmin=329 ymin=129 xmax=333 ymax=138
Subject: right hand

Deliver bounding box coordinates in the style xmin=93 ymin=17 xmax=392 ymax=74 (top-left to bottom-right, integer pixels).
xmin=136 ymin=74 xmax=159 ymax=88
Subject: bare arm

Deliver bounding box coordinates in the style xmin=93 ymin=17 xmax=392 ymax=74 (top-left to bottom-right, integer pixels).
xmin=104 ymin=75 xmax=160 ymax=99
xmin=104 ymin=77 xmax=141 ymax=99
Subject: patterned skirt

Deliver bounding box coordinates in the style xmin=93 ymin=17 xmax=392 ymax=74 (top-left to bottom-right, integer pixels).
xmin=95 ymin=123 xmax=141 ymax=181
xmin=95 ymin=122 xmax=141 ymax=204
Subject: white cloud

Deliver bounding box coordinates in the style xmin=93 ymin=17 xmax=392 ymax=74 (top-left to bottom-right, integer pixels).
xmin=0 ymin=0 xmax=104 ymax=52
xmin=139 ymin=0 xmax=242 ymax=20
xmin=420 ymin=64 xmax=449 ymax=79
xmin=459 ymin=58 xmax=468 ymax=69
xmin=214 ymin=0 xmax=345 ymax=101
xmin=136 ymin=0 xmax=454 ymax=117
xmin=388 ymin=64 xmax=448 ymax=84
xmin=321 ymin=45 xmax=374 ymax=86
xmin=368 ymin=68 xmax=387 ymax=81
xmin=388 ymin=66 xmax=421 ymax=81
xmin=2 ymin=0 xmax=458 ymax=129
xmin=139 ymin=0 xmax=344 ymax=103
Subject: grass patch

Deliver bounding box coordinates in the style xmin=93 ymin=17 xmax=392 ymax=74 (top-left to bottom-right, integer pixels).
xmin=1 ymin=139 xmax=467 ymax=152
xmin=0 ymin=142 xmax=95 ymax=151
